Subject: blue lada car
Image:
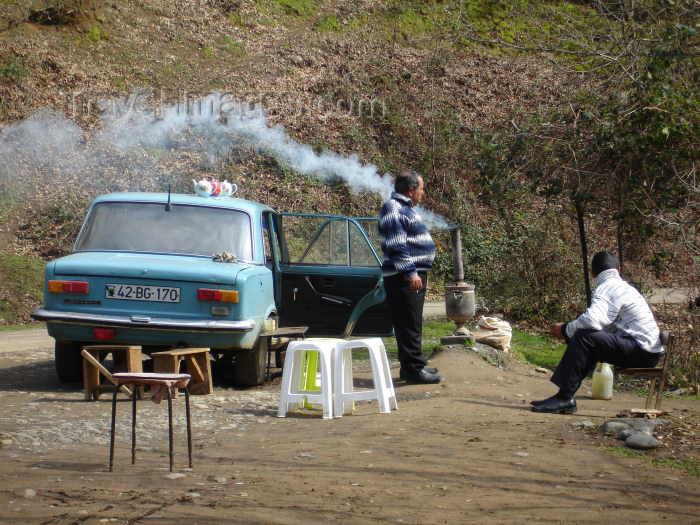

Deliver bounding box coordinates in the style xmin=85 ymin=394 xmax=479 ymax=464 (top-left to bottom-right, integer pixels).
xmin=32 ymin=192 xmax=393 ymax=386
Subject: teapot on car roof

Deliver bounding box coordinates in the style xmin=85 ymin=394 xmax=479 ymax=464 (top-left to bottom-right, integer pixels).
xmin=193 ymin=178 xmax=237 ymax=198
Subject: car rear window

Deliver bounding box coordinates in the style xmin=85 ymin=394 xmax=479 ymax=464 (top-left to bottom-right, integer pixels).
xmin=74 ymin=201 xmax=254 ymax=261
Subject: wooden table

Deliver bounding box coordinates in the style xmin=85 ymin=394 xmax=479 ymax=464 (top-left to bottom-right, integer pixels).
xmin=261 ymin=326 xmax=309 ymax=381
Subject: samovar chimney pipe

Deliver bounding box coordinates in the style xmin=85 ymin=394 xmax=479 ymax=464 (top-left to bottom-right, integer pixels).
xmin=449 ymin=227 xmax=464 ymax=283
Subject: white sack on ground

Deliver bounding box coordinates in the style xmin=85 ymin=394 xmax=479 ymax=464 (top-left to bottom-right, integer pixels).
xmin=474 ymin=316 xmax=512 ymax=352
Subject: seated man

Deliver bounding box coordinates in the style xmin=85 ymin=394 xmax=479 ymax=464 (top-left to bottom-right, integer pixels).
xmin=532 ymin=251 xmax=663 ymax=414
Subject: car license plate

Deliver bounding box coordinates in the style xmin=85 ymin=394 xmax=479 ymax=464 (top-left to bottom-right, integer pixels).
xmin=106 ymin=284 xmax=180 ymax=303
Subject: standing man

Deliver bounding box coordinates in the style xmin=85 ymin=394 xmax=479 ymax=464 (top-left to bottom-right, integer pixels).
xmin=532 ymin=251 xmax=662 ymax=413
xmin=378 ymin=170 xmax=443 ymax=384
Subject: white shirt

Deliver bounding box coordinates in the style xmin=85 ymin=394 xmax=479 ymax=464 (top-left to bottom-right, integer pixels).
xmin=565 ymin=269 xmax=662 ymax=352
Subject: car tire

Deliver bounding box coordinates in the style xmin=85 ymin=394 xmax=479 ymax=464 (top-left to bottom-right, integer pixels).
xmin=232 ymin=336 xmax=269 ymax=387
xmin=55 ymin=341 xmax=84 ymax=383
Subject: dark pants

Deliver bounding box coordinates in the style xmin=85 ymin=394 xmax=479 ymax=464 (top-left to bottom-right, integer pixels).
xmin=551 ymin=329 xmax=661 ymax=396
xmin=384 ymin=272 xmax=428 ymax=374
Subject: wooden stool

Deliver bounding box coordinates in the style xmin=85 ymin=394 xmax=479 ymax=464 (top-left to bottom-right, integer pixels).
xmin=82 ymin=345 xmax=143 ymax=401
xmin=151 ymin=348 xmax=212 ymax=396
xmin=109 ymin=372 xmax=192 ymax=472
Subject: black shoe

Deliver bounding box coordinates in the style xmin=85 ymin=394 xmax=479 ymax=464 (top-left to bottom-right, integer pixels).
xmin=531 ymin=396 xmax=577 ymax=414
xmin=530 ymin=396 xmax=553 ymax=406
xmin=403 ymin=369 xmax=444 ymax=384
xmin=399 ymin=367 xmax=439 ymax=380
xmin=530 ymin=392 xmax=573 ymax=406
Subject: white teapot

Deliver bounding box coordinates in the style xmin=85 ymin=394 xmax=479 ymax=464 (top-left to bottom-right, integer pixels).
xmin=193 ymin=178 xmax=212 ymax=197
xmin=219 ymin=180 xmax=238 ymax=198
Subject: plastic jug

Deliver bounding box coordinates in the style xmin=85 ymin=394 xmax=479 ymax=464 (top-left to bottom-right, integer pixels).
xmin=591 ymin=362 xmax=613 ymax=400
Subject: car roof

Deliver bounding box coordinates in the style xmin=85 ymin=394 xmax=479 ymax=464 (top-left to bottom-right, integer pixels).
xmin=91 ymin=192 xmax=277 ymax=214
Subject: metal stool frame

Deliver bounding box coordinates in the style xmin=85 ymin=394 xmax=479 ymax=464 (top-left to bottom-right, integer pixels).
xmin=109 ymin=375 xmax=193 ymax=472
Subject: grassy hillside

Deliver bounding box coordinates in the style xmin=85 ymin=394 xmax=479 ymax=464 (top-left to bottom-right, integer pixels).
xmin=0 ymin=1 xmax=697 ymax=386
xmin=0 ymin=251 xmax=44 ymax=325
xmin=0 ymin=0 xmax=589 ymax=314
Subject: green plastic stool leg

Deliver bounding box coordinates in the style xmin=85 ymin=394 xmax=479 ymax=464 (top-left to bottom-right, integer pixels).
xmin=301 ymin=350 xmax=320 ymax=409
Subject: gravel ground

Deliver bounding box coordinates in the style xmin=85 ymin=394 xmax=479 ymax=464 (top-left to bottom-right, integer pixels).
xmin=1 ymin=336 xmax=698 ymax=524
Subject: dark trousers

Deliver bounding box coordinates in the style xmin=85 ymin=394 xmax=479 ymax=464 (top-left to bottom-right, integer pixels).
xmin=551 ymin=329 xmax=661 ymax=396
xmin=384 ymin=272 xmax=428 ymax=373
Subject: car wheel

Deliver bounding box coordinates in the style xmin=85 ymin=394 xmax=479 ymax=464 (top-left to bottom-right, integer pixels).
xmin=232 ymin=336 xmax=269 ymax=387
xmin=55 ymin=341 xmax=84 ymax=383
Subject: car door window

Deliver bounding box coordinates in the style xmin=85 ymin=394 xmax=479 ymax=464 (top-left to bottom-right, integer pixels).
xmin=277 ymin=213 xmax=390 ymax=338
xmin=281 ymin=215 xmax=380 ymax=267
xmin=355 ymin=219 xmax=381 ymax=261
xmin=262 ymin=215 xmax=273 ymax=265
xmin=348 ymin=220 xmax=380 ymax=266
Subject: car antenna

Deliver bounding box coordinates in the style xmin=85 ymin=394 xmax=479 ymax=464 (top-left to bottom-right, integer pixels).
xmin=165 ymin=184 xmax=172 ymax=211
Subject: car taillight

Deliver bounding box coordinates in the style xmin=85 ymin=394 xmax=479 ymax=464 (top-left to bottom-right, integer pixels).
xmin=93 ymin=328 xmax=114 ymax=340
xmin=48 ymin=280 xmax=89 ymax=294
xmin=197 ymin=288 xmax=239 ymax=303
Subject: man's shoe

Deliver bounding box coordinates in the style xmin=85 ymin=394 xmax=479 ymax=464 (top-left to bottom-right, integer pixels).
xmin=530 ymin=392 xmax=574 ymax=407
xmin=403 ymin=369 xmax=443 ymax=384
xmin=531 ymin=396 xmax=577 ymax=414
xmin=399 ymin=367 xmax=439 ymax=380
xmin=530 ymin=395 xmax=554 ymax=406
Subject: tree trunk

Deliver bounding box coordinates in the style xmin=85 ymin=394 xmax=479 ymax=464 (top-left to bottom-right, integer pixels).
xmin=617 ymin=186 xmax=625 ymax=277
xmin=575 ymin=201 xmax=592 ymax=305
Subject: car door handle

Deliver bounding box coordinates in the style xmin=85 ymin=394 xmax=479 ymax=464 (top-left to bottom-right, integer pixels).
xmin=304 ymin=276 xmax=353 ymax=307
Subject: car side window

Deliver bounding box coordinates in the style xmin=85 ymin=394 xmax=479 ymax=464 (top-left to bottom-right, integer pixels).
xmin=263 ymin=212 xmax=283 ymax=267
xmin=263 ymin=216 xmax=272 ymax=264
xmin=348 ymin=221 xmax=379 ymax=266
xmin=280 ymin=214 xmax=380 ymax=267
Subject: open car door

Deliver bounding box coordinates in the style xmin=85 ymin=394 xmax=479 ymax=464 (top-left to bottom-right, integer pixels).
xmin=272 ymin=213 xmax=393 ymax=338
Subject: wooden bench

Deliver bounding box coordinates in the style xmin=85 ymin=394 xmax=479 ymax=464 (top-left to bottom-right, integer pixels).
xmin=261 ymin=326 xmax=308 ymax=381
xmin=82 ymin=345 xmax=143 ymax=401
xmin=151 ymin=348 xmax=213 ymax=396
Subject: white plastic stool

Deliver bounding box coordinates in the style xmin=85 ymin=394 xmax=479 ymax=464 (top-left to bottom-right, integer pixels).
xmin=277 ymin=339 xmax=338 ymax=419
xmin=333 ymin=338 xmax=398 ymax=418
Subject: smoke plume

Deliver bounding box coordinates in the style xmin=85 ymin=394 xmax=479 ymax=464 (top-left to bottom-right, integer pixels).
xmin=0 ymin=92 xmax=451 ymax=229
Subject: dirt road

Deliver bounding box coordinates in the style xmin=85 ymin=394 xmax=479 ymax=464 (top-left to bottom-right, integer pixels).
xmin=0 ymin=327 xmax=698 ymax=524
